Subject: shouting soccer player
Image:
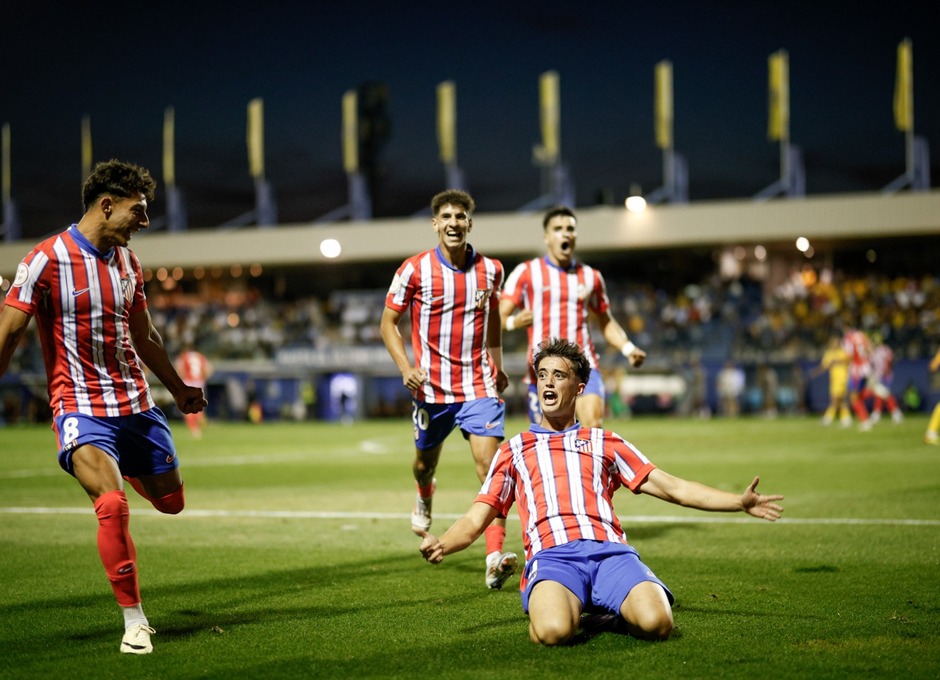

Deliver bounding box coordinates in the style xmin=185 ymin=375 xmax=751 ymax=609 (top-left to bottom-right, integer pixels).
xmin=419 ymin=338 xmax=784 ymax=645
xmin=500 ymin=206 xmax=645 ymax=427
xmin=0 ymin=160 xmax=207 ymax=654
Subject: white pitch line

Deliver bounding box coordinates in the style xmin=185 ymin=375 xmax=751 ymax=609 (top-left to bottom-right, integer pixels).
xmin=0 ymin=506 xmax=938 ymax=526
xmin=0 ymin=439 xmax=395 ymax=479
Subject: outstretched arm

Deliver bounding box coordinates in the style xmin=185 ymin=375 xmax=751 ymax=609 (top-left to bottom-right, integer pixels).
xmin=418 ymin=502 xmax=500 ymax=563
xmin=638 ymin=469 xmax=784 ymax=521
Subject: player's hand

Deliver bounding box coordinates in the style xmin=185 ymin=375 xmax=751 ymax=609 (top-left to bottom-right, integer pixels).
xmin=416 ymin=530 xmax=444 ymax=564
xmin=741 ymin=476 xmax=784 ymax=522
xmin=627 ymin=347 xmax=647 ymax=368
xmin=177 ymin=386 xmax=208 ymax=414
xmin=495 ymin=369 xmax=510 ymax=393
xmin=403 ymin=368 xmax=429 ymax=392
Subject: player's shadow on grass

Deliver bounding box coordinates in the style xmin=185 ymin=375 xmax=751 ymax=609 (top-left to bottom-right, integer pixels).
xmin=0 ymin=551 xmax=448 ymax=647
xmin=153 ymin=551 xmax=449 ymax=639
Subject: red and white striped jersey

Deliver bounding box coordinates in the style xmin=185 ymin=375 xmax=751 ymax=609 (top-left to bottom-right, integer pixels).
xmin=503 ymin=256 xmax=610 ymax=382
xmin=475 ymin=425 xmax=656 ymax=570
xmin=843 ymin=329 xmax=872 ymax=379
xmin=4 ymin=226 xmax=154 ymax=417
xmin=175 ymin=350 xmax=211 ymax=388
xmin=869 ymin=343 xmax=894 ymax=382
xmin=385 ymin=246 xmax=503 ymax=403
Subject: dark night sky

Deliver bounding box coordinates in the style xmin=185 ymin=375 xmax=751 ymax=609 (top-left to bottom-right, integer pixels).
xmin=2 ymin=1 xmax=937 ymax=239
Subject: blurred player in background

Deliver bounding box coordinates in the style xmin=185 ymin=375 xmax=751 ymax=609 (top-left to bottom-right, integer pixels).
xmin=925 ymin=347 xmax=940 ymax=445
xmin=810 ymin=334 xmax=852 ymax=426
xmin=843 ymin=328 xmax=873 ymax=431
xmin=0 ymin=160 xmax=206 ymax=654
xmin=418 ymin=338 xmax=784 ymax=645
xmin=499 ymin=206 xmax=645 ymax=427
xmin=380 ymin=189 xmax=518 ymax=590
xmin=175 ymin=344 xmax=213 ymax=438
xmin=861 ymin=332 xmax=902 ymax=425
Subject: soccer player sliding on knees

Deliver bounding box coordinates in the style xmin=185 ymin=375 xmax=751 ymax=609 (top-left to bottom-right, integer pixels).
xmin=418 ymin=338 xmax=783 ymax=645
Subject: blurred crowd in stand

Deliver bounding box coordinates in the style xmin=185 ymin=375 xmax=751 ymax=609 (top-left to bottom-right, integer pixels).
xmin=2 ymin=266 xmax=938 ymax=423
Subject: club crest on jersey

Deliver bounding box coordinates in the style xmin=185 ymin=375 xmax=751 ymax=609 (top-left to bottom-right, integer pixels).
xmin=474 ymin=288 xmax=491 ymax=309
xmin=574 ymin=438 xmax=593 ymax=453
xmin=121 ymin=277 xmax=133 ymax=303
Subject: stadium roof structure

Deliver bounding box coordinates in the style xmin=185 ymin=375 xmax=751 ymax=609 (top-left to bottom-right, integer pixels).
xmin=1 ymin=190 xmax=938 ymax=275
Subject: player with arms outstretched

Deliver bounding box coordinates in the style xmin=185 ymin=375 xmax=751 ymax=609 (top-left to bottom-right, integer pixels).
xmin=419 ymin=338 xmax=783 ymax=645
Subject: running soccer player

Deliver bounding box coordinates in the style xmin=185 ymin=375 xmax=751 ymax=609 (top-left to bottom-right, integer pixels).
xmin=175 ymin=344 xmax=213 ymax=438
xmin=843 ymin=328 xmax=873 ymax=431
xmin=862 ymin=333 xmax=902 ymax=424
xmin=0 ymin=160 xmax=207 ymax=655
xmin=380 ymin=189 xmax=518 ymax=590
xmin=499 ymin=206 xmax=645 ymax=427
xmin=418 ymin=338 xmax=784 ymax=645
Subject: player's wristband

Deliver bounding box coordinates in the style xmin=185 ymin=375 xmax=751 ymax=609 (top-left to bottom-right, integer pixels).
xmin=505 ymin=315 xmax=516 ymax=331
xmin=621 ymin=341 xmax=637 ymax=357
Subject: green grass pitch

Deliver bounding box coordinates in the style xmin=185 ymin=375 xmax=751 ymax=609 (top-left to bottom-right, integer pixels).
xmin=1 ymin=415 xmax=938 ymax=679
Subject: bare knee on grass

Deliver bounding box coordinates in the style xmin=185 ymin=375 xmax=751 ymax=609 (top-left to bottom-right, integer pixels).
xmin=527 ymin=580 xmax=582 ymax=646
xmin=620 ymin=581 xmax=674 ymax=641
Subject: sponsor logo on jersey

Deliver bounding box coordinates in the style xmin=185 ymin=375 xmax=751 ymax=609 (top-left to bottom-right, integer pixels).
xmin=71 ymin=287 xmax=90 ymax=297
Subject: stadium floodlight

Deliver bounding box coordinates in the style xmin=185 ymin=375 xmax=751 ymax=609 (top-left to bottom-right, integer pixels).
xmin=320 ymin=238 xmax=342 ymax=259
xmin=625 ymin=184 xmax=647 ymax=213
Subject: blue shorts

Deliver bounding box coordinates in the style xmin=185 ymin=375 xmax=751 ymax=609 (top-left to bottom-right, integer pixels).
xmin=412 ymin=398 xmax=505 ymax=451
xmin=521 ymin=540 xmax=674 ymax=614
xmin=526 ymin=368 xmax=606 ymax=423
xmin=848 ymin=374 xmax=866 ymax=393
xmin=54 ymin=408 xmax=179 ymax=478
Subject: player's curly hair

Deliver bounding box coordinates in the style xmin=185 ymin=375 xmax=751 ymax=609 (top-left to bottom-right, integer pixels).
xmin=82 ymin=159 xmax=156 ymax=210
xmin=533 ymin=337 xmax=592 ymax=384
xmin=431 ymin=189 xmax=474 ymax=216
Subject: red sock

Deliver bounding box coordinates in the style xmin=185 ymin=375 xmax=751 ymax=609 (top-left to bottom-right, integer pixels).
xmin=152 ymin=484 xmax=185 ymax=515
xmin=851 ymin=395 xmax=869 ymax=422
xmin=484 ymin=524 xmax=506 ymax=555
xmin=416 ymin=482 xmax=434 ymax=498
xmin=94 ymin=491 xmax=140 ymax=607
xmin=123 ymin=475 xmax=151 ymax=502
xmin=124 ymin=477 xmax=185 ymax=514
